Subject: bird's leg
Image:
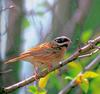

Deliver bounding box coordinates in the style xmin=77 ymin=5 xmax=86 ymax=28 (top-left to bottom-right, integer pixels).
xmin=47 ymin=63 xmax=53 ymax=71
xmin=34 ymin=66 xmax=39 ymax=81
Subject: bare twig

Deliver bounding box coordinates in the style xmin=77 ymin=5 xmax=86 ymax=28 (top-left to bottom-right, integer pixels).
xmin=79 ymin=47 xmax=100 ymax=58
xmin=0 ymin=69 xmax=12 ymax=74
xmin=1 ymin=36 xmax=100 ymax=93
xmin=84 ymin=55 xmax=100 ymax=70
xmin=58 ymin=55 xmax=100 ymax=94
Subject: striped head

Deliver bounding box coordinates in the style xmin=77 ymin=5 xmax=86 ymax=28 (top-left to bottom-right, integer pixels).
xmin=53 ymin=36 xmax=71 ymax=48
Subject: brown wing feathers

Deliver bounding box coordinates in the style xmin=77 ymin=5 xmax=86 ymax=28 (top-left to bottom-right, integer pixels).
xmin=5 ymin=42 xmax=53 ymax=64
xmin=5 ymin=52 xmax=31 ymax=64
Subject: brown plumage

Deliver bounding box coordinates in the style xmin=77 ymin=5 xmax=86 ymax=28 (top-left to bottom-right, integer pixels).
xmin=5 ymin=36 xmax=71 ymax=68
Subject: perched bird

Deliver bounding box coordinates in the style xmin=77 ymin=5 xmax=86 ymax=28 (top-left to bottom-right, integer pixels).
xmin=5 ymin=36 xmax=71 ymax=72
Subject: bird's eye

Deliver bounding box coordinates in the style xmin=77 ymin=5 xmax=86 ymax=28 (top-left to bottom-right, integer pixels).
xmin=55 ymin=39 xmax=62 ymax=43
xmin=55 ymin=38 xmax=69 ymax=43
xmin=54 ymin=36 xmax=71 ymax=44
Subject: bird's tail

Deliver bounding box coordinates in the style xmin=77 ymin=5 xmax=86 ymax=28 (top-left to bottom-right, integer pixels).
xmin=5 ymin=52 xmax=31 ymax=64
xmin=5 ymin=57 xmax=20 ymax=64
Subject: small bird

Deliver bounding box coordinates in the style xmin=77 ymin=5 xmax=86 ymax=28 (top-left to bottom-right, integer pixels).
xmin=5 ymin=36 xmax=71 ymax=72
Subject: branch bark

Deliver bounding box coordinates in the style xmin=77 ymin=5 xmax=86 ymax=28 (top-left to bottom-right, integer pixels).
xmin=1 ymin=36 xmax=100 ymax=93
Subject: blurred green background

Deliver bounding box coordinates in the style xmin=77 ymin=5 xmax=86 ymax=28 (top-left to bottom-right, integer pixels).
xmin=0 ymin=0 xmax=100 ymax=94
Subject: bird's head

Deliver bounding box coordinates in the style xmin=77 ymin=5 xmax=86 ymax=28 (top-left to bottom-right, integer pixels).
xmin=53 ymin=36 xmax=71 ymax=48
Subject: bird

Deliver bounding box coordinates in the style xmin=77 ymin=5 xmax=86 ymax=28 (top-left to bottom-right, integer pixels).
xmin=5 ymin=36 xmax=71 ymax=73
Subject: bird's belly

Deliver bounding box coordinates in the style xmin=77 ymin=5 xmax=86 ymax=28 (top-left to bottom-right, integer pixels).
xmin=32 ymin=52 xmax=64 ymax=65
xmin=23 ymin=49 xmax=65 ymax=67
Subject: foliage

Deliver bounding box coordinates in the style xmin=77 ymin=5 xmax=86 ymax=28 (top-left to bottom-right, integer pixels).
xmin=2 ymin=0 xmax=100 ymax=94
xmin=75 ymin=71 xmax=99 ymax=93
xmin=38 ymin=74 xmax=49 ymax=89
xmin=28 ymin=86 xmax=47 ymax=94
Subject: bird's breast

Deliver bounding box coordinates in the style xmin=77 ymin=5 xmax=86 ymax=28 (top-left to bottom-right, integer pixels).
xmin=23 ymin=47 xmax=66 ymax=67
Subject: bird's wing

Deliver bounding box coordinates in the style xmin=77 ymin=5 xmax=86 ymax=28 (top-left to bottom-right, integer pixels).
xmin=28 ymin=42 xmax=54 ymax=57
xmin=5 ymin=42 xmax=54 ymax=64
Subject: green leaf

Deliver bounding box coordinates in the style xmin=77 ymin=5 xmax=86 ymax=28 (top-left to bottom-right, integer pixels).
xmin=67 ymin=62 xmax=82 ymax=77
xmin=28 ymin=86 xmax=37 ymax=94
xmin=22 ymin=18 xmax=30 ymax=30
xmin=39 ymin=89 xmax=47 ymax=94
xmin=97 ymin=43 xmax=100 ymax=46
xmin=65 ymin=76 xmax=73 ymax=80
xmin=81 ymin=29 xmax=92 ymax=43
xmin=83 ymin=71 xmax=99 ymax=79
xmin=80 ymin=79 xmax=89 ymax=93
xmin=28 ymin=86 xmax=47 ymax=94
xmin=39 ymin=74 xmax=49 ymax=89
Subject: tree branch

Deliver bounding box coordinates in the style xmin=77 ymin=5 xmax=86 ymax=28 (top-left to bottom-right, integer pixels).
xmin=1 ymin=36 xmax=100 ymax=93
xmin=79 ymin=47 xmax=99 ymax=58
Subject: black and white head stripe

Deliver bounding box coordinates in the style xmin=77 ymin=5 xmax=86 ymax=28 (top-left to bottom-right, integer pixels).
xmin=54 ymin=36 xmax=71 ymax=47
